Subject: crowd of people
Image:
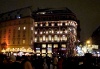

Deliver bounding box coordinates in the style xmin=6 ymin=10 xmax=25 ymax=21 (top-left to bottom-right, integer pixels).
xmin=0 ymin=53 xmax=100 ymax=69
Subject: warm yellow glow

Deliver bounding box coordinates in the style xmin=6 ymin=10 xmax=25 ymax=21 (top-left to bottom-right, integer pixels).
xmin=86 ymin=40 xmax=90 ymax=44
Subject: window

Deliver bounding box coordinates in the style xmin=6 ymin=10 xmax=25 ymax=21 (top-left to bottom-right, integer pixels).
xmin=61 ymin=44 xmax=66 ymax=48
xmin=23 ymin=27 xmax=26 ymax=30
xmin=54 ymin=35 xmax=58 ymax=41
xmin=62 ymin=35 xmax=67 ymax=41
xmin=35 ymin=37 xmax=37 ymax=42
xmin=48 ymin=35 xmax=51 ymax=41
xmin=43 ymin=35 xmax=46 ymax=41
xmin=39 ymin=37 xmax=42 ymax=42
xmin=47 ymin=48 xmax=52 ymax=53
xmin=42 ymin=49 xmax=46 ymax=53
xmin=54 ymin=44 xmax=58 ymax=48
xmin=18 ymin=27 xmax=20 ymax=30
xmin=42 ymin=44 xmax=46 ymax=48
xmin=23 ymin=40 xmax=25 ymax=44
xmin=35 ymin=22 xmax=37 ymax=27
xmin=31 ymin=27 xmax=33 ymax=30
xmin=46 ymin=22 xmax=48 ymax=26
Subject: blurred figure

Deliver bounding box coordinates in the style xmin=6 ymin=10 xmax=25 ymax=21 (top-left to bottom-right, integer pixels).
xmin=21 ymin=56 xmax=33 ymax=69
xmin=53 ymin=56 xmax=58 ymax=69
xmin=57 ymin=57 xmax=63 ymax=69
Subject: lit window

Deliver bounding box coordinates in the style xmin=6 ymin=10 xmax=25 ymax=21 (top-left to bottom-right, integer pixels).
xmin=18 ymin=27 xmax=20 ymax=30
xmin=35 ymin=38 xmax=37 ymax=42
xmin=57 ymin=31 xmax=59 ymax=34
xmin=35 ymin=31 xmax=37 ymax=34
xmin=51 ymin=23 xmax=54 ymax=26
xmin=54 ymin=35 xmax=58 ymax=41
xmin=31 ymin=27 xmax=33 ymax=30
xmin=46 ymin=22 xmax=48 ymax=26
xmin=48 ymin=44 xmax=52 ymax=48
xmin=23 ymin=27 xmax=26 ymax=30
xmin=58 ymin=23 xmax=60 ymax=26
xmin=23 ymin=40 xmax=25 ymax=44
xmin=35 ymin=22 xmax=37 ymax=27
xmin=40 ymin=24 xmax=43 ymax=26
xmin=65 ymin=30 xmax=68 ymax=33
xmin=46 ymin=37 xmax=48 ymax=42
xmin=40 ymin=37 xmax=42 ymax=42
xmin=52 ymin=30 xmax=54 ymax=34
xmin=47 ymin=48 xmax=52 ymax=53
xmin=42 ymin=44 xmax=46 ymax=48
xmin=40 ymin=31 xmax=43 ymax=34
xmin=48 ymin=35 xmax=51 ymax=41
xmin=65 ymin=22 xmax=68 ymax=26
xmin=60 ymin=23 xmax=62 ymax=26
xmin=42 ymin=49 xmax=46 ymax=53
xmin=36 ymin=48 xmax=40 ymax=53
xmin=46 ymin=31 xmax=48 ymax=34
xmin=62 ymin=35 xmax=67 ymax=41
xmin=52 ymin=37 xmax=54 ymax=42
xmin=43 ymin=35 xmax=46 ymax=41
xmin=60 ymin=31 xmax=63 ymax=34
xmin=54 ymin=44 xmax=58 ymax=48
xmin=62 ymin=44 xmax=66 ymax=48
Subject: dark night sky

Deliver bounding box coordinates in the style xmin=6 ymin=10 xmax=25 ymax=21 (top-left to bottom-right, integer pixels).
xmin=0 ymin=0 xmax=100 ymax=42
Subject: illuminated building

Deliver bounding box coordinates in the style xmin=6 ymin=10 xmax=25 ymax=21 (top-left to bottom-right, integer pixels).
xmin=0 ymin=7 xmax=81 ymax=57
xmin=33 ymin=8 xmax=80 ymax=57
xmin=0 ymin=7 xmax=34 ymax=54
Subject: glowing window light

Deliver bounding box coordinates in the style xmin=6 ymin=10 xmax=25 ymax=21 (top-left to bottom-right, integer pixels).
xmin=47 ymin=48 xmax=52 ymax=53
xmin=52 ymin=30 xmax=54 ymax=34
xmin=46 ymin=37 xmax=48 ymax=42
xmin=46 ymin=22 xmax=48 ymax=26
xmin=40 ymin=31 xmax=43 ymax=34
xmin=35 ymin=31 xmax=37 ymax=34
xmin=35 ymin=23 xmax=37 ymax=27
xmin=61 ymin=44 xmax=66 ymax=48
xmin=54 ymin=35 xmax=58 ymax=41
xmin=65 ymin=30 xmax=68 ymax=33
xmin=31 ymin=27 xmax=33 ymax=30
xmin=60 ymin=23 xmax=62 ymax=26
xmin=57 ymin=31 xmax=59 ymax=34
xmin=42 ymin=49 xmax=46 ymax=53
xmin=60 ymin=31 xmax=63 ymax=34
xmin=39 ymin=37 xmax=42 ymax=42
xmin=48 ymin=35 xmax=52 ymax=41
xmin=52 ymin=23 xmax=54 ymax=26
xmin=34 ymin=38 xmax=37 ymax=42
xmin=54 ymin=44 xmax=58 ymax=48
xmin=23 ymin=27 xmax=26 ymax=30
xmin=43 ymin=35 xmax=46 ymax=41
xmin=23 ymin=40 xmax=25 ymax=44
xmin=40 ymin=24 xmax=43 ymax=26
xmin=42 ymin=44 xmax=46 ymax=48
xmin=52 ymin=37 xmax=54 ymax=42
xmin=58 ymin=23 xmax=60 ymax=26
xmin=46 ymin=31 xmax=48 ymax=34
xmin=18 ymin=27 xmax=20 ymax=30
xmin=62 ymin=35 xmax=67 ymax=41
xmin=65 ymin=23 xmax=68 ymax=26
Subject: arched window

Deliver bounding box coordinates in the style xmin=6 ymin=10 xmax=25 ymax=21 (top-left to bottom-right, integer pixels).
xmin=48 ymin=28 xmax=52 ymax=34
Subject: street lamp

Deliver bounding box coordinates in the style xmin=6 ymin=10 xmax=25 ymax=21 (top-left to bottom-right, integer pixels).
xmin=86 ymin=40 xmax=92 ymax=53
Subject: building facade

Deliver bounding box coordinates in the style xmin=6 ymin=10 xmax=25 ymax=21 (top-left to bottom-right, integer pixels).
xmin=0 ymin=7 xmax=80 ymax=57
xmin=0 ymin=7 xmax=34 ymax=55
xmin=33 ymin=8 xmax=80 ymax=57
